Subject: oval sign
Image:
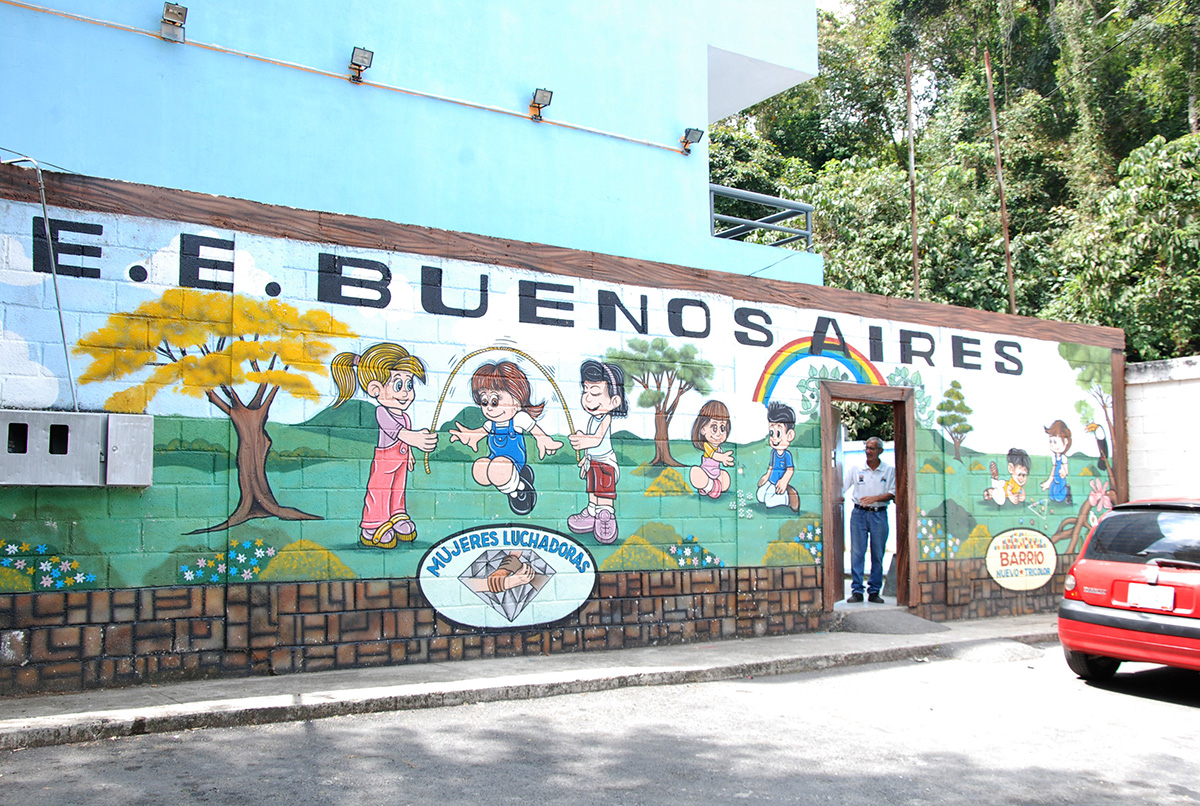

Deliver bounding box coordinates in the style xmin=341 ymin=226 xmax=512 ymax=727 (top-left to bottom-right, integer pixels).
xmin=985 ymin=528 xmax=1057 ymax=591
xmin=418 ymin=524 xmax=596 ymax=629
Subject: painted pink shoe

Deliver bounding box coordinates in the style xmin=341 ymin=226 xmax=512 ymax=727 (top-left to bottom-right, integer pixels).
xmin=707 ymin=484 xmax=722 ymax=499
xmin=567 ymin=508 xmax=596 ymax=534
xmin=593 ymin=509 xmax=618 ymax=544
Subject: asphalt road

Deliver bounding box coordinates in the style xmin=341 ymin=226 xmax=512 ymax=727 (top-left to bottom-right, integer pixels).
xmin=3 ymin=639 xmax=1198 ymax=805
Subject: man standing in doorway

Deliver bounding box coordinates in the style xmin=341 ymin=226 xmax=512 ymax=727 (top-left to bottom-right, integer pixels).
xmin=843 ymin=436 xmax=896 ymax=604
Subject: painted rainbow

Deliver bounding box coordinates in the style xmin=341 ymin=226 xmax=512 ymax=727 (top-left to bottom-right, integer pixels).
xmin=752 ymin=336 xmax=886 ymax=403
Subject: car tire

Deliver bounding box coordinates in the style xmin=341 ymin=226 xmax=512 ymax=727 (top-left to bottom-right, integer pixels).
xmin=1064 ymin=648 xmax=1121 ymax=681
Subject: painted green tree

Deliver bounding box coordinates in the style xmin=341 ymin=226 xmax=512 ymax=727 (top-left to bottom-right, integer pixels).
xmin=606 ymin=337 xmax=714 ymax=466
xmin=74 ymin=288 xmax=355 ymax=533
xmin=935 ymin=380 xmax=973 ymax=461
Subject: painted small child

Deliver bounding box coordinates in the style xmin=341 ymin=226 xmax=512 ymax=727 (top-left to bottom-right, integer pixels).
xmin=1040 ymin=420 xmax=1073 ymax=504
xmin=756 ymin=401 xmax=800 ymax=512
xmin=983 ymin=447 xmax=1031 ymax=506
xmin=449 ymin=360 xmax=562 ymax=515
xmin=330 ymin=342 xmax=439 ymax=549
xmin=566 ymin=359 xmax=628 ymax=544
xmin=689 ymin=400 xmax=734 ymax=499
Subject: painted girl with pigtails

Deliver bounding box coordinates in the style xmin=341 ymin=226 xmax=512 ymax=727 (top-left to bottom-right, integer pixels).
xmin=449 ymin=360 xmax=563 ymax=516
xmin=330 ymin=343 xmax=439 ymax=549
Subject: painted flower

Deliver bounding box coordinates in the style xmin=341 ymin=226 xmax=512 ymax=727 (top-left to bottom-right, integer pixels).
xmin=39 ymin=561 xmax=52 ymax=572
xmin=1088 ymin=480 xmax=1113 ymax=513
xmin=41 ymin=576 xmax=54 ymax=587
xmin=74 ymin=573 xmax=85 ymax=583
xmin=4 ymin=544 xmax=17 ymax=555
xmin=266 ymin=548 xmax=276 ymax=557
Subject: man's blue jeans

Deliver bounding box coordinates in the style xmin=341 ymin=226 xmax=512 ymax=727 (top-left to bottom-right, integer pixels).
xmin=849 ymin=506 xmax=888 ymax=596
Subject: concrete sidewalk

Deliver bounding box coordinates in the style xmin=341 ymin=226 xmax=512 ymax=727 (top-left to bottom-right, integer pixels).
xmin=0 ymin=610 xmax=1059 ymax=750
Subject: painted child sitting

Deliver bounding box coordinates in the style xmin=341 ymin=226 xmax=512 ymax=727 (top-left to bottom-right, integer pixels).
xmin=756 ymin=401 xmax=800 ymax=512
xmin=983 ymin=447 xmax=1031 ymax=506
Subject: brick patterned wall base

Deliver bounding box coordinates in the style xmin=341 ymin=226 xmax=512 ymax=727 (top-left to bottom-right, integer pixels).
xmin=913 ymin=556 xmax=1074 ymax=622
xmin=0 ymin=567 xmax=824 ymax=696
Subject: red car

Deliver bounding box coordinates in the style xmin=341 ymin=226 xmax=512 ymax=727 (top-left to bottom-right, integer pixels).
xmin=1059 ymin=499 xmax=1200 ymax=680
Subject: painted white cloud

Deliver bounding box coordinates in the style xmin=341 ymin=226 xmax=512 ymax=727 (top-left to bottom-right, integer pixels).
xmin=0 ymin=329 xmax=60 ymax=408
xmin=0 ymin=233 xmax=44 ymax=287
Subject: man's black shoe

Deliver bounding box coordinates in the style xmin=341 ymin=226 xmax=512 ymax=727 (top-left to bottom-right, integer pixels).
xmin=846 ymin=593 xmax=864 ymax=603
xmin=868 ymin=593 xmax=885 ymax=604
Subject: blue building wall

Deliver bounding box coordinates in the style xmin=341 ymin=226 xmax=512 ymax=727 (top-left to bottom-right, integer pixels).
xmin=1 ymin=0 xmax=821 ymax=282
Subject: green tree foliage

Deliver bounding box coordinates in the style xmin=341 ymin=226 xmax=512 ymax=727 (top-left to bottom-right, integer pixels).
xmin=709 ymin=0 xmax=1200 ymax=360
xmin=1047 ymin=134 xmax=1200 ymax=361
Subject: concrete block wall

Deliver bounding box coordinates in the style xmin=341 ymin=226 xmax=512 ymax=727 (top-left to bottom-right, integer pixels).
xmin=0 ymin=169 xmax=1124 ymax=696
xmin=1125 ymin=355 xmax=1200 ymax=500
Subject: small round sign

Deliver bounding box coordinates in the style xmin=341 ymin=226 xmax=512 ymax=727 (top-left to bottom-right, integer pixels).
xmin=985 ymin=528 xmax=1057 ymax=591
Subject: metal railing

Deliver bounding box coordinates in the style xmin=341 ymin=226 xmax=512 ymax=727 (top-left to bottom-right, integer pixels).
xmin=710 ymin=184 xmax=814 ymax=250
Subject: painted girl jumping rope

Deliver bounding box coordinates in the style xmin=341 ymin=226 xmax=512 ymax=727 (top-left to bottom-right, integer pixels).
xmin=689 ymin=400 xmax=734 ymax=498
xmin=1041 ymin=419 xmax=1073 ymax=504
xmin=566 ymin=359 xmax=628 ymax=544
xmin=449 ymin=360 xmax=563 ymax=515
xmin=330 ymin=343 xmax=439 ymax=549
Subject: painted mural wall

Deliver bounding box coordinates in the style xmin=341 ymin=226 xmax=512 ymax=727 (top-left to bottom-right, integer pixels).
xmin=0 ymin=194 xmax=1122 ymax=624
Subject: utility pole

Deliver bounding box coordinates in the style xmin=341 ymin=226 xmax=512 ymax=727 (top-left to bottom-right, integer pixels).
xmin=906 ymin=52 xmax=920 ymax=301
xmin=984 ymin=47 xmax=1016 ymax=315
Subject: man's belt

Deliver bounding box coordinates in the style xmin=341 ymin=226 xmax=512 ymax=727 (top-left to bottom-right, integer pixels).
xmin=854 ymin=504 xmax=886 ymax=512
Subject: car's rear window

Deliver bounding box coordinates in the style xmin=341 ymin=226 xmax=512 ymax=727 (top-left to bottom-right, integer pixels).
xmin=1084 ymin=510 xmax=1200 ymax=564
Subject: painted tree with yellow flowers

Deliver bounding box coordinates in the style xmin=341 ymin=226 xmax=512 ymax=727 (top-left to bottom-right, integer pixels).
xmin=74 ymin=288 xmax=355 ymax=533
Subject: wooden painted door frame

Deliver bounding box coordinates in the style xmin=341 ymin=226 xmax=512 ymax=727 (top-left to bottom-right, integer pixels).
xmin=820 ymin=381 xmax=919 ymax=611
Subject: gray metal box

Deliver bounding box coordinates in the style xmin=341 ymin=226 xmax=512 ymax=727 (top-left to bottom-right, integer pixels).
xmin=0 ymin=411 xmax=154 ymax=487
xmin=106 ymin=414 xmax=155 ymax=486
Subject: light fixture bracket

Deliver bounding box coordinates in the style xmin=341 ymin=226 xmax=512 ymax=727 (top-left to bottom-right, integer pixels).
xmin=680 ymin=127 xmax=705 ymax=154
xmin=349 ymin=47 xmax=374 ymax=83
xmin=159 ymin=2 xmax=187 ymax=43
xmin=529 ymin=88 xmax=553 ymax=121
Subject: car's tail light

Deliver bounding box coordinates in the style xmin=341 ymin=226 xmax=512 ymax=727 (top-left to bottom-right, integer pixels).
xmin=1063 ymin=571 xmax=1081 ymax=599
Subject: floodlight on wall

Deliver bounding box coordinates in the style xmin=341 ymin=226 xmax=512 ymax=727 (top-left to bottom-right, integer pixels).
xmin=159 ymin=2 xmax=187 ymax=43
xmin=349 ymin=47 xmax=374 ymax=83
xmin=680 ymin=128 xmax=705 ymax=155
xmin=529 ymin=88 xmax=553 ymax=121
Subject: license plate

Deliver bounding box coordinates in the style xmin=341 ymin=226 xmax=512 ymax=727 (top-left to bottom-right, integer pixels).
xmin=1127 ymin=582 xmax=1175 ymax=611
